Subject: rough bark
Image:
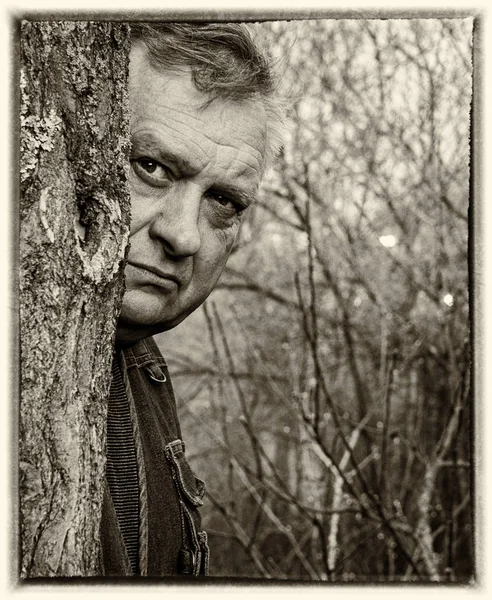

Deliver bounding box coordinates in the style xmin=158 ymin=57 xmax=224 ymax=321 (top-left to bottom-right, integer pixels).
xmin=19 ymin=21 xmax=131 ymax=577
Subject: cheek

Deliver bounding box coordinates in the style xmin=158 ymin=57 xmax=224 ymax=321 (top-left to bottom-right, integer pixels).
xmin=198 ymin=225 xmax=238 ymax=281
xmin=128 ymin=179 xmax=165 ymax=236
xmin=214 ymin=222 xmax=239 ymax=259
xmin=219 ymin=218 xmax=240 ymax=245
xmin=128 ymin=193 xmax=147 ymax=236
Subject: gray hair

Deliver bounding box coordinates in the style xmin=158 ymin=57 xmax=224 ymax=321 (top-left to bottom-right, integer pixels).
xmin=130 ymin=22 xmax=285 ymax=171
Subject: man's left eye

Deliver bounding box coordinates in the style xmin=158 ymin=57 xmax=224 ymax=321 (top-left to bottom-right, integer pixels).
xmin=214 ymin=194 xmax=233 ymax=208
xmin=208 ymin=192 xmax=244 ymax=214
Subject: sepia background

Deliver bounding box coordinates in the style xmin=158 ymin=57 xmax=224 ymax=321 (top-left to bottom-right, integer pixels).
xmin=157 ymin=18 xmax=473 ymax=582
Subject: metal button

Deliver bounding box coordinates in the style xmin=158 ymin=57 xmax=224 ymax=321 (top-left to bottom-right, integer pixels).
xmin=144 ymin=364 xmax=167 ymax=383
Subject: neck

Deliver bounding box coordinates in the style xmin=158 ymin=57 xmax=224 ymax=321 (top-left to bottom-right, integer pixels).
xmin=114 ymin=325 xmax=154 ymax=349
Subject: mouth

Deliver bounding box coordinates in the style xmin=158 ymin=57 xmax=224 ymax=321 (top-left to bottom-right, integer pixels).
xmin=127 ymin=262 xmax=180 ymax=288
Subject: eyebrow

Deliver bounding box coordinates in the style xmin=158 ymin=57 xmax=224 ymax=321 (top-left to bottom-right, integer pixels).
xmin=211 ymin=183 xmax=258 ymax=209
xmin=130 ymin=132 xmax=200 ymax=176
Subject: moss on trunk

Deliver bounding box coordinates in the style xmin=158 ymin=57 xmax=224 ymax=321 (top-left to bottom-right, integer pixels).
xmin=19 ymin=21 xmax=131 ymax=577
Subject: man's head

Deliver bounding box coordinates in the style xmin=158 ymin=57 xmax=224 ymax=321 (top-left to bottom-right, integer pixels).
xmin=116 ymin=23 xmax=284 ymax=345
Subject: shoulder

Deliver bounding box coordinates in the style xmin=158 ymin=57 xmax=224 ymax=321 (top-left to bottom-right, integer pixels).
xmin=120 ymin=336 xmax=167 ymax=369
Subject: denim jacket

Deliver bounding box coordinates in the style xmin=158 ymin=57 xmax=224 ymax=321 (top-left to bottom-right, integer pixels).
xmin=99 ymin=337 xmax=210 ymax=577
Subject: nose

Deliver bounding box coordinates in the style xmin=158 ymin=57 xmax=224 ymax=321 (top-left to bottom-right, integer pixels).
xmin=148 ymin=183 xmax=201 ymax=258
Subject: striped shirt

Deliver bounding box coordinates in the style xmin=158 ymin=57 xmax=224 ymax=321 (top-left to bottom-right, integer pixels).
xmin=106 ymin=356 xmax=140 ymax=575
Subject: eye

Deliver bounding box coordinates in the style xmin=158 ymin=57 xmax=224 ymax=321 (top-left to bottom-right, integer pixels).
xmin=139 ymin=159 xmax=159 ymax=173
xmin=207 ymin=190 xmax=246 ymax=215
xmin=214 ymin=194 xmax=235 ymax=208
xmin=131 ymin=157 xmax=172 ymax=186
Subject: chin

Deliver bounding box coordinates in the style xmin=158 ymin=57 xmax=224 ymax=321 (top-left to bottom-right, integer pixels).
xmin=117 ymin=300 xmax=191 ymax=340
xmin=116 ymin=287 xmax=211 ymax=343
xmin=120 ymin=289 xmax=177 ymax=324
xmin=119 ymin=306 xmax=175 ymax=331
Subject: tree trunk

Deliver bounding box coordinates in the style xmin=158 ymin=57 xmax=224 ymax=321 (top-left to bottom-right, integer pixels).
xmin=19 ymin=21 xmax=131 ymax=577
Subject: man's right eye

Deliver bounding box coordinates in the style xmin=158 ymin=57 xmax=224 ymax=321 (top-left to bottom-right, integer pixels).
xmin=131 ymin=158 xmax=172 ymax=187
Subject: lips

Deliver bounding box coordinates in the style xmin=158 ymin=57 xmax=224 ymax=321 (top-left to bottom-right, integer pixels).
xmin=127 ymin=262 xmax=180 ymax=288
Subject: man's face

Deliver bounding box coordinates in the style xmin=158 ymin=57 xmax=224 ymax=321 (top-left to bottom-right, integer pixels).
xmin=116 ymin=43 xmax=267 ymax=344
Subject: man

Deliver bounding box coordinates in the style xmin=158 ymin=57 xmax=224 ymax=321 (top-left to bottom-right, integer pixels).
xmin=99 ymin=23 xmax=284 ymax=577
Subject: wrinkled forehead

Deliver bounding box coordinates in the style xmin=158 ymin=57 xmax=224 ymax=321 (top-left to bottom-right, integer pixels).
xmin=128 ymin=43 xmax=268 ymax=167
xmin=129 ymin=41 xmax=185 ymax=79
xmin=129 ymin=42 xmax=264 ymax=114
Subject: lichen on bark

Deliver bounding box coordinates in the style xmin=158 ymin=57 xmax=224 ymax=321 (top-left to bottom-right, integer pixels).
xmin=19 ymin=21 xmax=131 ymax=577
